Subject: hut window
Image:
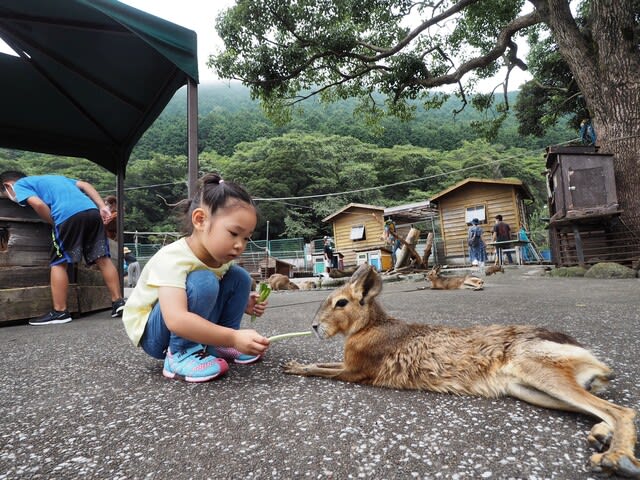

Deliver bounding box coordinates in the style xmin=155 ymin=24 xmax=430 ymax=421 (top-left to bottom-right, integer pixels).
xmin=350 ymin=224 xmax=366 ymax=241
xmin=465 ymin=205 xmax=486 ymax=224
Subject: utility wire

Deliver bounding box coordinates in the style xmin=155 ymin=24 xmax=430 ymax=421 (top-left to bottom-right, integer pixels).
xmin=101 ymin=138 xmax=581 ymax=200
xmin=254 ymin=149 xmax=536 ymax=202
xmin=253 ymin=137 xmax=581 ymax=202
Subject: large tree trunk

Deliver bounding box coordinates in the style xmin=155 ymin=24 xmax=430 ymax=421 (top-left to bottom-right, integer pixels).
xmin=589 ymin=0 xmax=640 ymax=233
xmin=537 ymin=0 xmax=640 ymax=233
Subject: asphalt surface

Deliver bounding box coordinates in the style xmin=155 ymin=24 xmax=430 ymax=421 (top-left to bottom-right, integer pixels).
xmin=1 ymin=266 xmax=639 ymax=480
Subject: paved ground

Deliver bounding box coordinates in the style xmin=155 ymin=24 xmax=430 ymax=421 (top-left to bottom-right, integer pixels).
xmin=1 ymin=267 xmax=639 ymax=479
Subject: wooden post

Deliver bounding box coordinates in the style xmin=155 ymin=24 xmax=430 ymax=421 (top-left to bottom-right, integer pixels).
xmin=394 ymin=227 xmax=421 ymax=269
xmin=572 ymin=224 xmax=586 ymax=267
xmin=422 ymin=232 xmax=434 ymax=267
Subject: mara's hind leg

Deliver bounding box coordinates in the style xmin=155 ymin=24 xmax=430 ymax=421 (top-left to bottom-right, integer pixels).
xmin=507 ymin=384 xmax=614 ymax=452
xmin=514 ymin=364 xmax=639 ymax=478
xmin=507 ymin=383 xmax=581 ymax=412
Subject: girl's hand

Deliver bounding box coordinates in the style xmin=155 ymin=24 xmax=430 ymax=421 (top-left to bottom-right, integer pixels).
xmin=233 ymin=329 xmax=269 ymax=356
xmin=245 ymin=291 xmax=268 ymax=317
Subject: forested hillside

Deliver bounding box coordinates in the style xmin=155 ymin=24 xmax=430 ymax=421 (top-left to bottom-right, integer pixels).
xmin=134 ymin=83 xmax=574 ymax=158
xmin=0 ymin=83 xmax=576 ymax=241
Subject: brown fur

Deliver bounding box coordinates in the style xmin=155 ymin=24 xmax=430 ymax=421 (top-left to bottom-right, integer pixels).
xmin=283 ymin=264 xmax=640 ymax=477
xmin=299 ymin=280 xmax=317 ymax=290
xmin=485 ymin=265 xmax=505 ymax=276
xmin=427 ymin=265 xmax=484 ymax=290
xmin=268 ymin=273 xmax=299 ymax=291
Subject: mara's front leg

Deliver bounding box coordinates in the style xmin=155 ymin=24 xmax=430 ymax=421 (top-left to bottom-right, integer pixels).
xmin=282 ymin=360 xmax=345 ymax=378
xmin=282 ymin=361 xmax=372 ymax=383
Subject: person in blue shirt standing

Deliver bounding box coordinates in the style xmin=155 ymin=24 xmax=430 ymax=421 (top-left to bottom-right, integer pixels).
xmin=518 ymin=225 xmax=532 ymax=263
xmin=1 ymin=171 xmax=125 ymax=325
xmin=467 ymin=218 xmax=486 ymax=267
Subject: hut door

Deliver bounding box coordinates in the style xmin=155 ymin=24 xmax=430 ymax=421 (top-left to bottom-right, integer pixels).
xmin=567 ymin=167 xmax=606 ymax=209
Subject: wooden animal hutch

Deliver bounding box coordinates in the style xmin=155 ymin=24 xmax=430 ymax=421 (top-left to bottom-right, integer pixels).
xmin=259 ymin=257 xmax=295 ymax=279
xmin=0 ymin=197 xmax=111 ymax=324
xmin=545 ymin=145 xmax=638 ymax=267
xmin=429 ymin=178 xmax=534 ymax=264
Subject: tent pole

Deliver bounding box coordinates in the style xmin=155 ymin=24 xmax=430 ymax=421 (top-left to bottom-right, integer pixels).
xmin=117 ymin=164 xmax=125 ymax=297
xmin=187 ymin=78 xmax=199 ymax=197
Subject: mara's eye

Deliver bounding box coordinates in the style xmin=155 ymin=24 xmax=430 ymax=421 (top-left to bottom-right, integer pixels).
xmin=335 ymin=298 xmax=348 ymax=308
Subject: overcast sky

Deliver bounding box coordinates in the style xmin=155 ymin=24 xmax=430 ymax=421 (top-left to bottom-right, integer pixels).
xmin=122 ymin=0 xmax=531 ymax=90
xmin=0 ymin=1 xmax=530 ymax=90
xmin=121 ymin=0 xmax=234 ymax=83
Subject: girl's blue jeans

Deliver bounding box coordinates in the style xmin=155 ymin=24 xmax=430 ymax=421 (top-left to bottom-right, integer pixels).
xmin=140 ymin=265 xmax=251 ymax=359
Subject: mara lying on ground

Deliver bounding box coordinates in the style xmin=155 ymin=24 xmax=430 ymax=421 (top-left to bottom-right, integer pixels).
xmin=427 ymin=265 xmax=484 ymax=290
xmin=267 ymin=273 xmax=299 ymax=291
xmin=485 ymin=264 xmax=505 ymax=275
xmin=283 ymin=264 xmax=640 ymax=478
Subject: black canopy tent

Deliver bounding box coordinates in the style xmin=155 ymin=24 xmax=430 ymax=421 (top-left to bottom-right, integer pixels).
xmin=0 ymin=0 xmax=201 ymax=291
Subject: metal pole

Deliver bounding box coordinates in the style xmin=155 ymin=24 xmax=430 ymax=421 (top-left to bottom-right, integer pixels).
xmin=265 ymin=220 xmax=270 ymax=280
xmin=116 ymin=162 xmax=125 ymax=297
xmin=187 ymin=78 xmax=198 ymax=198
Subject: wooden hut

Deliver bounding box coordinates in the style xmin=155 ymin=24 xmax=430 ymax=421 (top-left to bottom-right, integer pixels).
xmin=322 ymin=203 xmax=387 ymax=268
xmin=429 ymin=178 xmax=534 ymax=264
xmin=0 ymin=197 xmax=111 ymax=324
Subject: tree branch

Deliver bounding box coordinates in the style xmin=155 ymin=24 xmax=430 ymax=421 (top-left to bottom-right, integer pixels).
xmin=414 ymin=11 xmax=541 ymax=88
xmin=527 ymin=0 xmax=597 ymax=89
xmin=354 ymin=0 xmax=483 ymax=61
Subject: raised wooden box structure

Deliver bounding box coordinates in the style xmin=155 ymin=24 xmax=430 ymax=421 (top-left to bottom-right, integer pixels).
xmin=547 ymin=146 xmax=618 ymax=222
xmin=545 ymin=145 xmax=639 ymax=267
xmin=0 ymin=197 xmax=111 ymax=323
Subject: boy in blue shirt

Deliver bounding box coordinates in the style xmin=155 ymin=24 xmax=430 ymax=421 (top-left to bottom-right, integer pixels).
xmin=1 ymin=171 xmax=125 ymax=325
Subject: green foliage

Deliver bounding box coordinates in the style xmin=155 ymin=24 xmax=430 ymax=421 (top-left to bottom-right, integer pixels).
xmin=211 ymin=0 xmax=529 ymax=123
xmin=450 ymin=0 xmax=525 ymax=53
xmin=136 ymin=84 xmax=574 ymax=158
xmin=515 ymin=36 xmax=589 ymax=137
xmin=1 ymin=84 xmax=563 ymax=244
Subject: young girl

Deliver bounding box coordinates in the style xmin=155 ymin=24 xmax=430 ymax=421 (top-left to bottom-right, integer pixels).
xmin=122 ymin=173 xmax=270 ymax=383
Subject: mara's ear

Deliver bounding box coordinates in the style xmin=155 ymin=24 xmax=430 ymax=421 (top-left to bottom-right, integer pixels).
xmin=349 ymin=263 xmax=382 ymax=305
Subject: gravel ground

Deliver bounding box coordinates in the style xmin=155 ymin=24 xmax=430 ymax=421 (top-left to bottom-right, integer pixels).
xmin=1 ymin=266 xmax=639 ymax=479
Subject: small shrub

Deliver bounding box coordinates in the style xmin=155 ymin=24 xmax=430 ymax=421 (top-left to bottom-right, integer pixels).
xmin=549 ymin=266 xmax=588 ymax=277
xmin=584 ymin=262 xmax=637 ymax=279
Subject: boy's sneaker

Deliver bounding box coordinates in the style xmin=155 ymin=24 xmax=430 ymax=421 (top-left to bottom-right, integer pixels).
xmin=162 ymin=345 xmax=229 ymax=383
xmin=29 ymin=309 xmax=72 ymax=326
xmin=111 ymin=298 xmax=126 ymax=318
xmin=208 ymin=346 xmax=262 ymax=365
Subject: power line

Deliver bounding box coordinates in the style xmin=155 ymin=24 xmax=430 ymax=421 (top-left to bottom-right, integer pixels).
xmin=253 ymin=137 xmax=582 ymax=203
xmin=99 ymin=181 xmax=185 ymax=195
xmin=101 ymin=138 xmax=580 ymax=201
xmin=253 ymin=147 xmax=542 ymax=202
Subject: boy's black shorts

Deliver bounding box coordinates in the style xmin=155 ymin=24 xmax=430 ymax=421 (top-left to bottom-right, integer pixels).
xmin=50 ymin=209 xmax=111 ymax=266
